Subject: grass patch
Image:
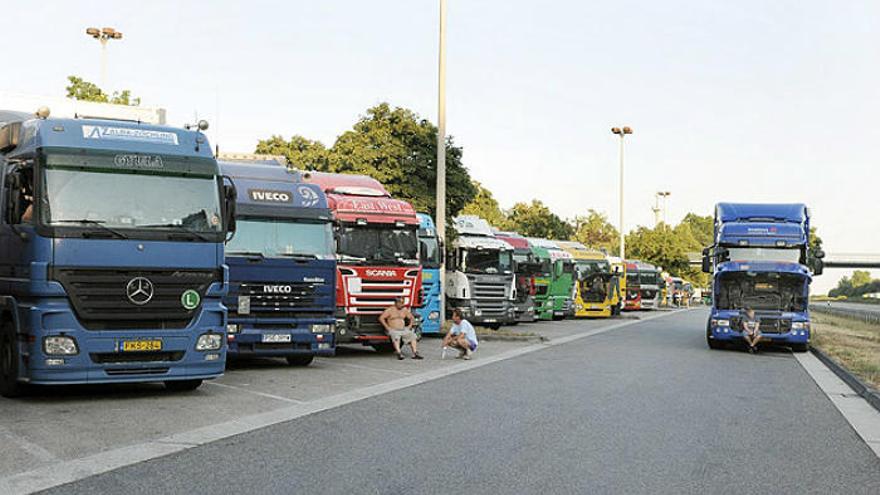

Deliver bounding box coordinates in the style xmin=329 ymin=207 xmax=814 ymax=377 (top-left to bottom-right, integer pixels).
xmin=811 ymin=313 xmax=880 ymax=389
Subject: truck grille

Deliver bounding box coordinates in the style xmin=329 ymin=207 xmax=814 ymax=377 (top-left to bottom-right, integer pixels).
xmin=473 ymin=280 xmax=509 ymax=316
xmin=349 ymin=277 xmax=415 ymax=314
xmin=51 ymin=267 xmax=218 ymax=330
xmin=731 ymin=317 xmax=792 ymax=334
xmin=90 ymin=351 xmax=185 ymax=364
xmin=640 ymin=289 xmax=657 ymax=300
xmin=230 ymin=281 xmax=329 ymax=319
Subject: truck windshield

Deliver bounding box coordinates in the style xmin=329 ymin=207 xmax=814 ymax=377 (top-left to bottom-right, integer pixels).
xmin=419 ymin=236 xmax=441 ymax=268
xmin=575 ymin=260 xmax=609 ymax=279
xmin=338 ymin=224 xmax=418 ymax=263
xmin=639 ymin=271 xmax=659 ymax=285
xmin=626 ymin=272 xmax=639 ymax=286
xmin=226 ymin=218 xmax=333 ymax=258
xmin=464 ymin=249 xmax=512 ymax=275
xmin=725 ymin=247 xmax=801 ymax=263
xmin=42 ymin=167 xmax=221 ymax=236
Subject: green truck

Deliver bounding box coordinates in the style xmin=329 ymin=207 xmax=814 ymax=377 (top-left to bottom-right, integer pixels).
xmin=527 ymin=238 xmax=575 ymax=320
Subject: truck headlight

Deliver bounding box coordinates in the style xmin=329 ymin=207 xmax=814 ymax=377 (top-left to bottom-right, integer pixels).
xmin=428 ymin=311 xmax=440 ymax=320
xmin=196 ymin=333 xmax=222 ymax=351
xmin=226 ymin=324 xmax=240 ymax=334
xmin=44 ymin=336 xmax=78 ymax=356
xmin=311 ymin=324 xmax=332 ymax=334
xmin=712 ymin=319 xmax=730 ymax=327
xmin=791 ymin=322 xmax=809 ymax=330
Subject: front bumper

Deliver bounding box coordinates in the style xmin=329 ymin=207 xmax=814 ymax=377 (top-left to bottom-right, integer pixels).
xmin=21 ymin=297 xmax=227 ymax=385
xmin=227 ymin=325 xmax=335 ymax=358
xmin=708 ymin=326 xmax=810 ymax=344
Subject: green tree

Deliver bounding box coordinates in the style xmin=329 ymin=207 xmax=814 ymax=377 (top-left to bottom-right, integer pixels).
xmin=460 ymin=181 xmax=509 ymax=229
xmin=680 ymin=213 xmax=713 ymax=247
xmin=506 ymin=200 xmax=574 ymax=239
xmin=570 ymin=210 xmax=619 ymax=254
xmin=626 ymin=222 xmax=708 ymax=286
xmin=255 ymin=135 xmax=331 ymax=171
xmin=65 ymin=75 xmax=140 ymax=106
xmin=851 ymin=270 xmax=872 ymax=288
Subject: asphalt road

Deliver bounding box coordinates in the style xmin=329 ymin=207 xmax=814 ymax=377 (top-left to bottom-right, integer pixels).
xmin=41 ymin=309 xmax=880 ymax=495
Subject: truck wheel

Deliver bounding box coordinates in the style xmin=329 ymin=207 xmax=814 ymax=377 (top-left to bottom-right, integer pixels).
xmin=486 ymin=323 xmax=501 ymax=330
xmin=0 ymin=320 xmax=25 ymax=398
xmin=164 ymin=379 xmax=203 ymax=392
xmin=286 ymin=355 xmax=315 ymax=366
xmin=706 ymin=322 xmax=723 ymax=350
xmin=371 ymin=343 xmax=395 ymax=353
xmin=791 ymin=343 xmax=809 ymax=353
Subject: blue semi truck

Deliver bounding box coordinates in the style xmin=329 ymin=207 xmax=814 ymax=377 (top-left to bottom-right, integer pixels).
xmin=702 ymin=203 xmax=823 ymax=352
xmin=0 ymin=109 xmax=235 ymax=396
xmin=416 ymin=213 xmax=442 ymax=335
xmin=220 ymin=156 xmax=336 ymax=366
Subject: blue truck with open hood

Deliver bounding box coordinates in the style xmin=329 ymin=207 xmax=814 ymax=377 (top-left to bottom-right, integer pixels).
xmin=0 ymin=109 xmax=236 ymax=396
xmin=219 ymin=155 xmax=336 ymax=366
xmin=702 ymin=203 xmax=823 ymax=352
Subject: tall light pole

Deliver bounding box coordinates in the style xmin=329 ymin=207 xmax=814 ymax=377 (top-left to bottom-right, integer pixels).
xmin=436 ymin=0 xmax=447 ymax=325
xmin=85 ymin=27 xmax=123 ymax=88
xmin=611 ymin=126 xmax=632 ymax=259
xmin=659 ymin=191 xmax=671 ymax=225
xmin=654 ymin=191 xmax=671 ymax=226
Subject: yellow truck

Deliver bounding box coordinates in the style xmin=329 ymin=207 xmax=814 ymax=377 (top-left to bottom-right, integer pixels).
xmin=557 ymin=241 xmax=621 ymax=318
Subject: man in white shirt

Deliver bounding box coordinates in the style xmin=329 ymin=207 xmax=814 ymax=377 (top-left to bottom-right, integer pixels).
xmin=443 ymin=309 xmax=479 ymax=360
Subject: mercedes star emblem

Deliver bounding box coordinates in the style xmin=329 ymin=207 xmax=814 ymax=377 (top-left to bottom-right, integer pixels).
xmin=126 ymin=277 xmax=154 ymax=305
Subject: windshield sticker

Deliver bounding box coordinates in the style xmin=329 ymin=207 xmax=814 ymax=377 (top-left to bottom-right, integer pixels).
xmin=249 ymin=189 xmax=292 ymax=203
xmin=82 ymin=125 xmax=179 ymax=145
xmin=114 ymin=154 xmax=164 ymax=169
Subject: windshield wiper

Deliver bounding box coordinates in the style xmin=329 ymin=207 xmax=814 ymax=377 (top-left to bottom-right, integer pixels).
xmin=278 ymin=253 xmax=318 ymax=260
xmin=52 ymin=219 xmax=128 ymax=239
xmin=227 ymin=250 xmax=265 ymax=259
xmin=139 ymin=223 xmax=212 ymax=242
xmin=337 ymin=254 xmax=367 ymax=263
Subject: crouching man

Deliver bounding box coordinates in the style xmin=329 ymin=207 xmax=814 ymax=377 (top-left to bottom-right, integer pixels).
xmin=443 ymin=309 xmax=479 ymax=360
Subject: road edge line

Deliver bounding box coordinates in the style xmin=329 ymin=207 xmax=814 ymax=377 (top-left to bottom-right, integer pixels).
xmin=793 ymin=351 xmax=880 ymax=458
xmin=0 ymin=309 xmax=685 ymax=495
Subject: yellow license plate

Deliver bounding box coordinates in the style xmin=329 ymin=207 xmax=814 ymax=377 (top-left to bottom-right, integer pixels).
xmin=122 ymin=340 xmax=162 ymax=352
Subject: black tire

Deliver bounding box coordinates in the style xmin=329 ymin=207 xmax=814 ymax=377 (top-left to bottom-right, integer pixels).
xmin=486 ymin=323 xmax=501 ymax=330
xmin=286 ymin=355 xmax=315 ymax=366
xmin=371 ymin=343 xmax=395 ymax=353
xmin=706 ymin=321 xmax=724 ymax=350
xmin=164 ymin=379 xmax=203 ymax=392
xmin=791 ymin=343 xmax=809 ymax=353
xmin=0 ymin=320 xmax=25 ymax=398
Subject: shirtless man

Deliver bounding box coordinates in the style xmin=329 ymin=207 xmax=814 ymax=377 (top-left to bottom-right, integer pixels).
xmin=378 ymin=297 xmax=422 ymax=360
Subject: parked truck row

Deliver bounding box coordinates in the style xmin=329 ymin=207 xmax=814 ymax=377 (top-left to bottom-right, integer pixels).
xmin=0 ymin=105 xmax=704 ymax=398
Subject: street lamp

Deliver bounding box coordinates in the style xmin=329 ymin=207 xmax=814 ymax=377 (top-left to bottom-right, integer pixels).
xmin=611 ymin=126 xmax=632 ymax=259
xmin=654 ymin=191 xmax=671 ymax=226
xmin=436 ymin=0 xmax=447 ymax=326
xmin=85 ymin=27 xmax=123 ymax=87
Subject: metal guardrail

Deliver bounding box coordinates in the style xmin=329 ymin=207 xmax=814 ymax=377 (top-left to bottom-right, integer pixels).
xmin=810 ymin=304 xmax=880 ymax=326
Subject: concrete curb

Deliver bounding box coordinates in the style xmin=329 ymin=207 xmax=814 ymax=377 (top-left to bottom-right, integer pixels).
xmin=811 ymin=346 xmax=880 ymax=414
xmin=475 ymin=333 xmax=547 ymax=343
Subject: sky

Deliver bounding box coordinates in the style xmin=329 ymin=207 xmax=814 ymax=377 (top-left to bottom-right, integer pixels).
xmin=2 ymin=0 xmax=878 ymax=293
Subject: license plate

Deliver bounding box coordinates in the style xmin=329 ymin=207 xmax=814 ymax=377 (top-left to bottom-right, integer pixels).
xmin=122 ymin=340 xmax=162 ymax=352
xmin=262 ymin=333 xmax=292 ymax=343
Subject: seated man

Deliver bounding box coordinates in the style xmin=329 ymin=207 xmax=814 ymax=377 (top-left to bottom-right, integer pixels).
xmin=443 ymin=309 xmax=479 ymax=360
xmin=379 ymin=297 xmax=423 ymax=360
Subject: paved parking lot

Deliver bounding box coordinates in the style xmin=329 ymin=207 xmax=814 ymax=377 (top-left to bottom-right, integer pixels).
xmin=0 ymin=313 xmax=650 ymax=484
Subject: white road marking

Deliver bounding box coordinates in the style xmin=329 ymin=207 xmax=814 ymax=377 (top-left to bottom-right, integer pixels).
xmin=794 ymin=352 xmax=880 ymax=458
xmin=0 ymin=310 xmax=683 ymax=495
xmin=0 ymin=425 xmax=59 ymax=463
xmin=203 ymin=381 xmax=305 ymax=405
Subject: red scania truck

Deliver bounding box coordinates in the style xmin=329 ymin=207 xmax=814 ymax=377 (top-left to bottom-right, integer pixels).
xmin=304 ymin=172 xmax=422 ymax=351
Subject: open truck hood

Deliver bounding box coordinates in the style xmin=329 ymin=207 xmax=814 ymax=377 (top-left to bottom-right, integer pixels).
xmin=715 ymin=261 xmax=810 ymax=312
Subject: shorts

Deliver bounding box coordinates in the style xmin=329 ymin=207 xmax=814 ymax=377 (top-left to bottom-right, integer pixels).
xmin=388 ymin=329 xmax=416 ymax=344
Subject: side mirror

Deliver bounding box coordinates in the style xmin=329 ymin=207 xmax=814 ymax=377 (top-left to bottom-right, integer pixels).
xmin=223 ymin=181 xmax=237 ymax=234
xmin=815 ymin=249 xmax=825 ymax=259
xmin=701 ymin=255 xmax=712 ymax=274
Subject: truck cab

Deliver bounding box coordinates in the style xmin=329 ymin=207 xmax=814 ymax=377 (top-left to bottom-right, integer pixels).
xmin=0 ymin=110 xmax=233 ymax=396
xmin=636 ymin=261 xmax=661 ymax=310
xmin=528 ymin=238 xmax=574 ymax=320
xmin=623 ymin=261 xmax=641 ymax=310
xmin=219 ymin=156 xmax=336 ymax=366
xmin=557 ymin=241 xmax=620 ymax=318
xmin=416 ymin=213 xmax=442 ymax=335
xmin=495 ymin=231 xmax=539 ymax=323
xmin=447 ymin=216 xmax=516 ymax=328
xmin=703 ymin=203 xmax=819 ymax=352
xmin=303 ymin=172 xmax=421 ymax=350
